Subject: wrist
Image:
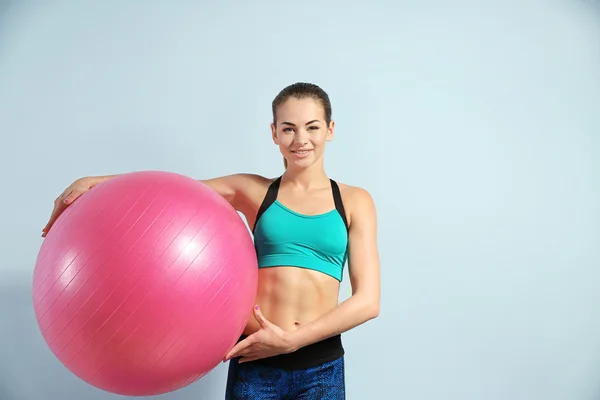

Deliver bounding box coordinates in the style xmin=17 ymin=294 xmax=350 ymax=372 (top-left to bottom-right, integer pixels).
xmin=285 ymin=329 xmax=303 ymax=353
xmin=87 ymin=174 xmax=117 ymax=188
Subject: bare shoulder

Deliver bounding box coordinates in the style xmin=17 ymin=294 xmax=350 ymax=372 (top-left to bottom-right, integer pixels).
xmin=336 ymin=182 xmax=374 ymax=205
xmin=335 ymin=182 xmax=376 ymax=226
xmin=240 ymin=173 xmax=280 ymax=192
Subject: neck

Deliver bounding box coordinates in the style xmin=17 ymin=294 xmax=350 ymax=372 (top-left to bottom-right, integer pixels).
xmin=281 ymin=161 xmax=329 ymax=190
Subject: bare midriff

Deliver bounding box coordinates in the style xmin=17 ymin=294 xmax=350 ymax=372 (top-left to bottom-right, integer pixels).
xmin=242 ymin=266 xmax=341 ymax=336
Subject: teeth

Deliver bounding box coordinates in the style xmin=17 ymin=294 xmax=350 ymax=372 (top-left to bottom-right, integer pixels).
xmin=295 ymin=151 xmax=309 ymax=154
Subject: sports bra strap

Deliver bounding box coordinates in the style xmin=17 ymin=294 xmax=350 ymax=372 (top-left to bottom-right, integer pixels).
xmin=330 ymin=180 xmax=349 ymax=232
xmin=253 ymin=176 xmax=281 ymax=233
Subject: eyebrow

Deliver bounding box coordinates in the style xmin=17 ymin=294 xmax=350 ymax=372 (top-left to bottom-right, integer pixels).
xmin=281 ymin=120 xmax=320 ymax=126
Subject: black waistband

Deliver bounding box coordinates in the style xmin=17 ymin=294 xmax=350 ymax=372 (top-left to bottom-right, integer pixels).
xmin=236 ymin=334 xmax=344 ymax=370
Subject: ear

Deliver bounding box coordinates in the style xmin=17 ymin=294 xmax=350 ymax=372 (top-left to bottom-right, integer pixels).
xmin=326 ymin=120 xmax=335 ymax=142
xmin=271 ymin=123 xmax=279 ymax=145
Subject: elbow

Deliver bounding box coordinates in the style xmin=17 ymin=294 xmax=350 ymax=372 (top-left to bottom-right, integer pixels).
xmin=352 ymin=290 xmax=380 ymax=321
xmin=368 ymin=302 xmax=380 ymax=320
xmin=362 ymin=297 xmax=380 ymax=320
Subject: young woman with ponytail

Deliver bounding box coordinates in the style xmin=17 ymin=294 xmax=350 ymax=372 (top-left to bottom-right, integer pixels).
xmin=42 ymin=82 xmax=381 ymax=399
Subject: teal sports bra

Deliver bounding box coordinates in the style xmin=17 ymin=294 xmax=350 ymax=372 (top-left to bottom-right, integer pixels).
xmin=252 ymin=176 xmax=349 ymax=281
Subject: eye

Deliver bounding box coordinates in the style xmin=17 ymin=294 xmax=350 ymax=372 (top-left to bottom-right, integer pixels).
xmin=283 ymin=128 xmax=294 ymax=133
xmin=308 ymin=126 xmax=319 ymax=131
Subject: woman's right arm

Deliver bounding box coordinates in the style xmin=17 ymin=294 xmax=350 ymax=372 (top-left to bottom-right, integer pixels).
xmin=199 ymin=173 xmax=261 ymax=208
xmin=42 ymin=175 xmax=118 ymax=237
xmin=42 ymin=173 xmax=259 ymax=237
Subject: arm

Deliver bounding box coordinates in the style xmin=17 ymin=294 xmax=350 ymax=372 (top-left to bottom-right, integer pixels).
xmin=42 ymin=172 xmax=260 ymax=237
xmin=286 ymin=187 xmax=381 ymax=351
xmin=83 ymin=173 xmax=257 ymax=208
xmin=224 ymin=187 xmax=381 ymax=362
xmin=85 ymin=173 xmax=256 ymax=206
xmin=199 ymin=173 xmax=260 ymax=209
xmin=42 ymin=174 xmax=118 ymax=236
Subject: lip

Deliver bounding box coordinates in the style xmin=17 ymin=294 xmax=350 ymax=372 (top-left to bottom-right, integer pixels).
xmin=291 ymin=149 xmax=312 ymax=159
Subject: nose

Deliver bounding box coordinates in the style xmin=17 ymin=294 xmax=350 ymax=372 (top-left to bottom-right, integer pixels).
xmin=293 ymin=129 xmax=309 ymax=144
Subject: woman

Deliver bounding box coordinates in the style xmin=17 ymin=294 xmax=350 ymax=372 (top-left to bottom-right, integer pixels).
xmin=42 ymin=82 xmax=381 ymax=399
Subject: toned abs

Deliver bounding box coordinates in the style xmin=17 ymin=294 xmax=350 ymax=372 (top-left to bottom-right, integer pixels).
xmin=234 ymin=175 xmax=347 ymax=335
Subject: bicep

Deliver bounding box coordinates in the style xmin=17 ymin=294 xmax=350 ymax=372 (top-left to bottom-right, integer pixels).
xmin=347 ymin=189 xmax=380 ymax=298
xmin=199 ymin=173 xmax=260 ymax=208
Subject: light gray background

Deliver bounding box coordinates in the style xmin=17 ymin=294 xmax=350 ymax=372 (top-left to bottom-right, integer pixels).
xmin=2 ymin=1 xmax=600 ymax=399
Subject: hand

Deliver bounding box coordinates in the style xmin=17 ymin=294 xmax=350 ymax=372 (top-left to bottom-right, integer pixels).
xmin=41 ymin=177 xmax=95 ymax=237
xmin=224 ymin=306 xmax=295 ymax=363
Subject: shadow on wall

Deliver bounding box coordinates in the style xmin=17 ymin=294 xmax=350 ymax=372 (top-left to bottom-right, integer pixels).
xmin=0 ymin=0 xmax=13 ymax=12
xmin=0 ymin=0 xmax=16 ymax=24
xmin=0 ymin=280 xmax=228 ymax=400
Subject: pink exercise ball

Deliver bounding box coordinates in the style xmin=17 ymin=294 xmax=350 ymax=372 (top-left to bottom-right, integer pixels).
xmin=32 ymin=171 xmax=258 ymax=396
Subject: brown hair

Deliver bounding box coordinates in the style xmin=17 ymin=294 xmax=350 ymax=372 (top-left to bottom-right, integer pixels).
xmin=271 ymin=82 xmax=332 ymax=169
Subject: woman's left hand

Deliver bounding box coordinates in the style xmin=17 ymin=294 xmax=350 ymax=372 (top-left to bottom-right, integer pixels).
xmin=224 ymin=306 xmax=295 ymax=363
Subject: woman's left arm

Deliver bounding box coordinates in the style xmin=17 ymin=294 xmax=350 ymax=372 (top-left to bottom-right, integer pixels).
xmin=286 ymin=187 xmax=381 ymax=351
xmin=225 ymin=187 xmax=380 ymax=362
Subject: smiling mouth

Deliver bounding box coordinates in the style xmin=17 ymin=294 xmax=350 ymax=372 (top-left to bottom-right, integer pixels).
xmin=292 ymin=150 xmax=312 ymax=154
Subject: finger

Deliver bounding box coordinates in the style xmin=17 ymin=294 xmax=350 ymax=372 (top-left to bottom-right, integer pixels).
xmin=253 ymin=305 xmax=268 ymax=328
xmin=238 ymin=354 xmax=261 ymax=364
xmin=233 ymin=346 xmax=256 ymax=359
xmin=58 ymin=188 xmax=72 ymax=201
xmin=63 ymin=189 xmax=84 ymax=205
xmin=42 ymin=208 xmax=61 ymax=236
xmin=42 ymin=189 xmax=86 ymax=236
xmin=228 ymin=341 xmax=254 ymax=358
xmin=42 ymin=199 xmax=68 ymax=236
xmin=225 ymin=336 xmax=255 ymax=360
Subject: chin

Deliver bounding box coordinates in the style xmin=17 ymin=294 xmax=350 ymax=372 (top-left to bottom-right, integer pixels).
xmin=291 ymin=158 xmax=315 ymax=168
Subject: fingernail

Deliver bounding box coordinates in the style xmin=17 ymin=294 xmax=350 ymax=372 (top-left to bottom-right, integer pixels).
xmin=254 ymin=305 xmax=259 ymax=310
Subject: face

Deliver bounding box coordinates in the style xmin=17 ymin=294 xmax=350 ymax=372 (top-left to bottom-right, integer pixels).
xmin=271 ymin=97 xmax=335 ymax=169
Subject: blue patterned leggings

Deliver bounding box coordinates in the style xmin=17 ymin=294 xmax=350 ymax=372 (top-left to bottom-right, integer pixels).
xmin=225 ymin=356 xmax=345 ymax=399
